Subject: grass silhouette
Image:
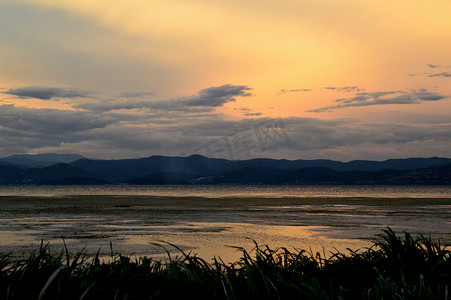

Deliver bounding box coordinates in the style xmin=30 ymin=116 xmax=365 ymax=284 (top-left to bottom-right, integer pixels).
xmin=0 ymin=228 xmax=449 ymax=299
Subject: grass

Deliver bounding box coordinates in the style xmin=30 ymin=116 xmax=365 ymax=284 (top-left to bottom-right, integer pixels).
xmin=0 ymin=228 xmax=450 ymax=299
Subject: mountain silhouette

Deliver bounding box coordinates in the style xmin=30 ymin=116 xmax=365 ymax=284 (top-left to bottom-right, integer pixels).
xmin=1 ymin=154 xmax=451 ymax=185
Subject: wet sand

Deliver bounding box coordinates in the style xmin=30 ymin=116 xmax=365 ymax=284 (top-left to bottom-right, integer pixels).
xmin=1 ymin=195 xmax=450 ymax=262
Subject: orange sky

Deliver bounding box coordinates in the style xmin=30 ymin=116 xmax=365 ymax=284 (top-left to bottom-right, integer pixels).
xmin=1 ymin=0 xmax=451 ymax=160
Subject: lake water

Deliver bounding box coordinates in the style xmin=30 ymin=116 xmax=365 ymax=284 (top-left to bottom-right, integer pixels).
xmin=1 ymin=185 xmax=450 ymax=262
xmin=2 ymin=184 xmax=451 ymax=198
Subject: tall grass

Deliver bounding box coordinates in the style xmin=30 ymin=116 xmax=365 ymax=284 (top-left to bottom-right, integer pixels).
xmin=0 ymin=228 xmax=449 ymax=299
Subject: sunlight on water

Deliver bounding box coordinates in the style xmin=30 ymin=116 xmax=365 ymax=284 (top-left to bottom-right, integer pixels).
xmin=120 ymin=223 xmax=372 ymax=263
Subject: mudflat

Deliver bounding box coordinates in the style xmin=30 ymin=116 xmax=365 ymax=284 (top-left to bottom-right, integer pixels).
xmin=1 ymin=195 xmax=450 ymax=262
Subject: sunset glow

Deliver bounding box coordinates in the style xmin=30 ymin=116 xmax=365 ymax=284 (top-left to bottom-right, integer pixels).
xmin=1 ymin=0 xmax=451 ymax=160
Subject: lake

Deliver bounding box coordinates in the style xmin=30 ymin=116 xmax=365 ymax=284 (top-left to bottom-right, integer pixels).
xmin=1 ymin=185 xmax=450 ymax=262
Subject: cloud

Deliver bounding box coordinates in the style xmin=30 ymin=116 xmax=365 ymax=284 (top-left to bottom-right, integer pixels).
xmin=309 ymin=89 xmax=447 ymax=112
xmin=118 ymin=91 xmax=155 ymax=98
xmin=19 ymin=116 xmax=451 ymax=161
xmin=428 ymin=72 xmax=451 ymax=78
xmin=3 ymin=86 xmax=93 ymax=100
xmin=76 ymin=84 xmax=252 ymax=113
xmin=427 ymin=64 xmax=440 ymax=68
xmin=232 ymin=106 xmax=262 ymax=117
xmin=180 ymin=84 xmax=252 ymax=106
xmin=278 ymin=89 xmax=311 ymax=95
xmin=153 ymin=117 xmax=451 ymax=160
xmin=277 ymin=86 xmax=363 ymax=95
xmin=0 ymin=104 xmax=116 ymax=135
xmin=414 ymin=89 xmax=446 ymax=101
xmin=0 ymin=84 xmax=254 ymax=156
xmin=1 ymin=102 xmax=451 ymax=161
xmin=1 ymin=82 xmax=450 ymax=161
xmin=243 ymin=112 xmax=262 ymax=116
xmin=257 ymin=118 xmax=451 ymax=160
xmin=0 ymin=103 xmax=123 ymax=155
xmin=324 ymin=86 xmax=363 ymax=93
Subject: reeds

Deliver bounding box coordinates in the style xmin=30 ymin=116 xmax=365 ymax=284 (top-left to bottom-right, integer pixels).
xmin=0 ymin=228 xmax=449 ymax=299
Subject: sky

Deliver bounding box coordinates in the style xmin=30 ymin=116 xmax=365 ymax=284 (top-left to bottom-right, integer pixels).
xmin=1 ymin=0 xmax=451 ymax=161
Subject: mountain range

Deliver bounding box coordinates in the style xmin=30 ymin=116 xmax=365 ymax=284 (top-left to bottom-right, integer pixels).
xmin=0 ymin=153 xmax=450 ymax=185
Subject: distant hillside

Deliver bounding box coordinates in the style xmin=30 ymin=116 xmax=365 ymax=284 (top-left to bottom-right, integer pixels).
xmin=237 ymin=157 xmax=451 ymax=172
xmin=0 ymin=161 xmax=26 ymax=168
xmin=0 ymin=163 xmax=103 ymax=185
xmin=158 ymin=164 xmax=451 ymax=185
xmin=187 ymin=167 xmax=405 ymax=185
xmin=71 ymin=155 xmax=237 ymax=182
xmin=0 ymin=153 xmax=84 ymax=168
xmin=71 ymin=155 xmax=451 ymax=183
xmin=0 ymin=154 xmax=451 ymax=185
xmin=127 ymin=164 xmax=451 ymax=185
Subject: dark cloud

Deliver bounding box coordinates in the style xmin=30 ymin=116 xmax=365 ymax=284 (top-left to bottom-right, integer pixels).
xmin=0 ymin=84 xmax=254 ymax=156
xmin=243 ymin=112 xmax=262 ymax=117
xmin=409 ymin=63 xmax=451 ymax=77
xmin=75 ymin=100 xmax=143 ymax=113
xmin=1 ymin=82 xmax=450 ymax=160
xmin=324 ymin=86 xmax=362 ymax=93
xmin=278 ymin=89 xmax=311 ymax=95
xmin=3 ymin=86 xmax=93 ymax=100
xmin=0 ymin=104 xmax=116 ymax=135
xmin=1 ymin=102 xmax=451 ymax=160
xmin=118 ymin=91 xmax=155 ymax=98
xmin=414 ymin=89 xmax=446 ymax=101
xmin=409 ymin=72 xmax=429 ymax=77
xmin=428 ymin=72 xmax=451 ymax=78
xmin=277 ymin=86 xmax=363 ymax=96
xmin=0 ymin=103 xmax=122 ymax=157
xmin=156 ymin=117 xmax=451 ymax=160
xmin=76 ymin=84 xmax=252 ymax=113
xmin=232 ymin=106 xmax=262 ymax=117
xmin=309 ymin=89 xmax=447 ymax=112
xmin=180 ymin=84 xmax=252 ymax=107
